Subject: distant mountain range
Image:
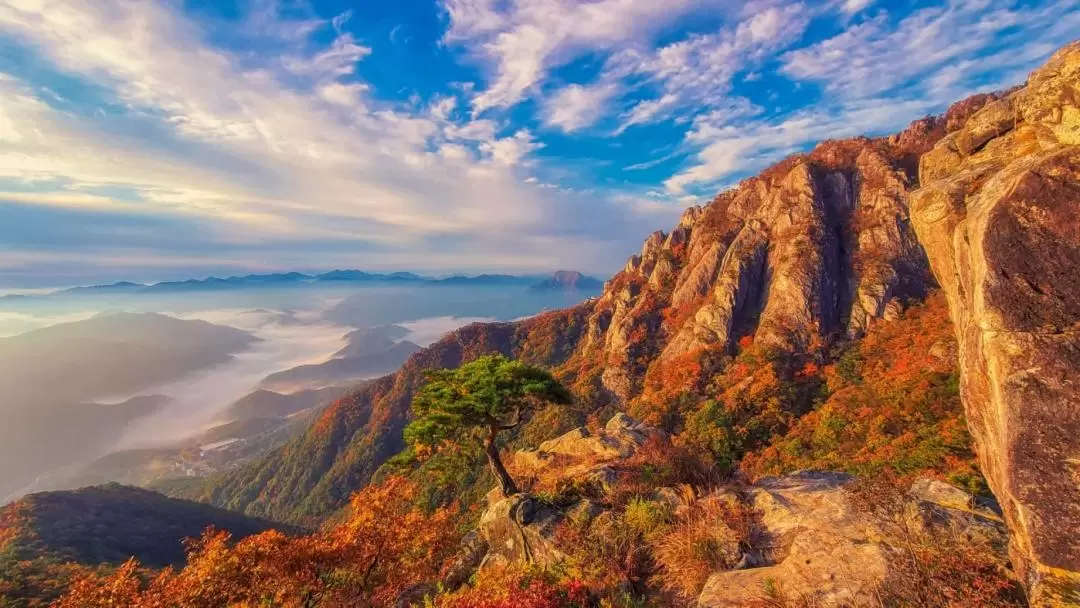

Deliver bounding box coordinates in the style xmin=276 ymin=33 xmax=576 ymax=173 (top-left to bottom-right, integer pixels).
xmin=0 ymin=270 xmax=608 ymax=299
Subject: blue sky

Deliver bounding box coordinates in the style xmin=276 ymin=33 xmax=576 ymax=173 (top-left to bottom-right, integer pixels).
xmin=0 ymin=0 xmax=1077 ymax=286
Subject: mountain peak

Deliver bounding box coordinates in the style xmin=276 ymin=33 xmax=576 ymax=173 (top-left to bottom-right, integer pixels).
xmin=530 ymin=270 xmax=604 ymax=291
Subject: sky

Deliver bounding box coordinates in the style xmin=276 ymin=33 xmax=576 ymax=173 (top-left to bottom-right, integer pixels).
xmin=0 ymin=0 xmax=1077 ymax=287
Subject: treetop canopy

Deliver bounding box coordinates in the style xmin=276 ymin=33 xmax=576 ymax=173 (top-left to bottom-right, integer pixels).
xmin=405 ymin=354 xmax=571 ymax=447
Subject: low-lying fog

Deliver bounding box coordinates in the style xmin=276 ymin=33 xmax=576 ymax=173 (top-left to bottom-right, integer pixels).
xmin=0 ymin=283 xmax=592 ymax=501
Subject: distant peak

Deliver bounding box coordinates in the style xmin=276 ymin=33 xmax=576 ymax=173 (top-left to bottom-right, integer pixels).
xmin=530 ymin=270 xmax=604 ymax=291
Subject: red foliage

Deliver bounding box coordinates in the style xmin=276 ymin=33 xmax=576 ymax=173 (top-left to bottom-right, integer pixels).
xmin=740 ymin=293 xmax=981 ymax=489
xmin=52 ymin=477 xmax=459 ymax=608
xmin=438 ymin=564 xmax=590 ymax=608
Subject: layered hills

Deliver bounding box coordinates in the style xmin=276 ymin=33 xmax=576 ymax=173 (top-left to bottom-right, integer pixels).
xmin=0 ymin=313 xmax=256 ymax=501
xmin=0 ymin=484 xmax=287 ymax=605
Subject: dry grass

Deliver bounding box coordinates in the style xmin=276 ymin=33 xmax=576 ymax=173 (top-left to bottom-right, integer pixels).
xmin=651 ymin=496 xmax=762 ymax=601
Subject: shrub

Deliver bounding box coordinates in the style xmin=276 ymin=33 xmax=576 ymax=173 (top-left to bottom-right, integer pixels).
xmin=679 ymin=399 xmax=737 ymax=475
xmin=623 ymin=498 xmax=674 ymax=540
xmin=849 ymin=472 xmax=1025 ymax=608
xmin=553 ymin=509 xmax=653 ymax=598
xmin=436 ymin=563 xmax=590 ymax=608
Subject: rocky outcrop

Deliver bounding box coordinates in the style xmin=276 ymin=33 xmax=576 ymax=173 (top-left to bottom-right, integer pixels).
xmin=468 ymin=420 xmax=1008 ymax=608
xmin=698 ymin=472 xmax=1008 ymax=607
xmin=460 ymin=414 xmax=665 ymax=578
xmin=699 ymin=472 xmax=888 ymax=607
xmin=910 ymin=41 xmax=1080 ymax=605
xmin=476 ymin=494 xmax=578 ymax=570
xmin=578 ymin=129 xmax=937 ymax=400
xmin=523 ymin=412 xmax=666 ymax=462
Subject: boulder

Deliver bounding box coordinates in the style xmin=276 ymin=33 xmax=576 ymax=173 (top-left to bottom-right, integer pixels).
xmin=699 ymin=472 xmax=888 ymax=607
xmin=699 ymin=472 xmax=1009 ymax=607
xmin=477 ymin=494 xmax=568 ymax=570
xmin=442 ymin=530 xmax=489 ymax=590
xmin=534 ymin=413 xmax=665 ymax=463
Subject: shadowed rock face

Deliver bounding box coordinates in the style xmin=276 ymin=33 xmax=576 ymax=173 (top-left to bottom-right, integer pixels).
xmin=911 ymin=41 xmax=1080 ymax=605
xmin=579 ymin=132 xmax=937 ymax=401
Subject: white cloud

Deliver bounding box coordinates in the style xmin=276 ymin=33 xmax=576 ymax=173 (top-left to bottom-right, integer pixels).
xmin=0 ymin=0 xmax=671 ymax=280
xmin=781 ymin=0 xmax=1080 ymax=99
xmin=480 ymin=129 xmax=545 ymax=166
xmin=441 ymin=0 xmax=725 ymax=113
xmin=841 ymin=0 xmax=872 ymax=15
xmin=613 ymin=2 xmax=810 ymax=131
xmin=543 ymin=82 xmax=619 ymax=132
xmin=664 ymin=98 xmax=937 ymax=193
xmin=1 ymin=0 xmax=1075 ymax=283
xmin=666 ymin=0 xmax=1080 ymax=193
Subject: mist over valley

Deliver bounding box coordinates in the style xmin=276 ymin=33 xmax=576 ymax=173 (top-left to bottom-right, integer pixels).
xmin=0 ymin=273 xmax=602 ymax=502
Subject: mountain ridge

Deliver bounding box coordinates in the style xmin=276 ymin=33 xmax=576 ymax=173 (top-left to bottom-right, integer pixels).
xmin=6 ymin=270 xmax=607 ymax=298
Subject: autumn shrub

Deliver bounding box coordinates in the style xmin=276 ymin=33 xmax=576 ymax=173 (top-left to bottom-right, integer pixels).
xmin=604 ymin=437 xmax=717 ymax=508
xmin=848 ymin=472 xmax=1025 ymax=608
xmin=740 ymin=294 xmax=983 ymax=489
xmin=552 ymin=508 xmax=654 ymax=600
xmin=651 ymin=497 xmax=761 ymax=601
xmin=623 ymin=497 xmax=674 ymax=540
xmin=679 ymin=399 xmax=737 ymax=476
xmin=53 ymin=476 xmax=459 ymax=608
xmin=436 ymin=563 xmax=590 ymax=608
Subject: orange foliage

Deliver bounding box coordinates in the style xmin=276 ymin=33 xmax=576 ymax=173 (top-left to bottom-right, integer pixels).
xmin=736 ymin=335 xmax=754 ymax=351
xmin=437 ymin=564 xmax=589 ymax=608
xmin=740 ymin=294 xmax=981 ymax=490
xmin=661 ymin=297 xmax=703 ymax=331
xmin=53 ymin=477 xmax=458 ymax=608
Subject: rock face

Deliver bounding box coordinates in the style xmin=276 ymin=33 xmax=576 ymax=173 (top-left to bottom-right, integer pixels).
xmin=577 ymin=132 xmax=937 ymax=401
xmin=910 ymin=41 xmax=1080 ymax=604
xmin=523 ymin=412 xmax=667 ymax=463
xmin=476 ymin=493 xmax=571 ymax=570
xmin=698 ymin=472 xmax=888 ymax=607
xmin=698 ymin=472 xmax=1008 ymax=607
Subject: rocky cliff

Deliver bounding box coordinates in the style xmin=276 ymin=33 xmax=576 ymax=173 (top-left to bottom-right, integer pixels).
xmin=911 ymin=41 xmax=1080 ymax=605
xmin=570 ymin=128 xmax=941 ymax=402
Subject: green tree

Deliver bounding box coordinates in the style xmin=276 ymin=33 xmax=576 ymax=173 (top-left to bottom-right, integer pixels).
xmin=404 ymin=354 xmax=572 ymax=497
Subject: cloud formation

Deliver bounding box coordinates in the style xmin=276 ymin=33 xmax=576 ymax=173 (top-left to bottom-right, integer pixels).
xmin=0 ymin=0 xmax=1076 ymax=284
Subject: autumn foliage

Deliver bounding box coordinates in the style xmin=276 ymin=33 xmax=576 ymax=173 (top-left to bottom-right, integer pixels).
xmin=437 ymin=564 xmax=590 ymax=608
xmin=740 ymin=293 xmax=981 ymax=491
xmin=52 ymin=477 xmax=457 ymax=608
xmin=27 ymin=293 xmax=998 ymax=607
